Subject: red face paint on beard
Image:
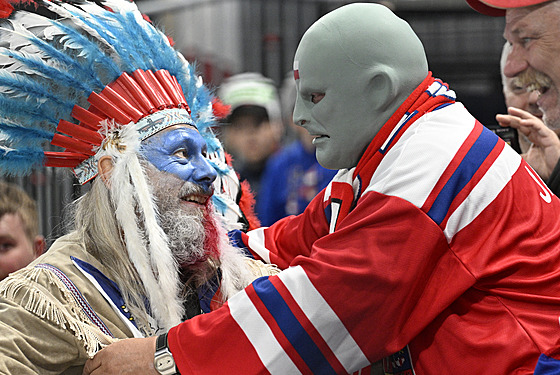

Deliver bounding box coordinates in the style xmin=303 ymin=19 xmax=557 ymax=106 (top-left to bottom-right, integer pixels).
xmin=202 ymin=201 xmax=221 ymax=262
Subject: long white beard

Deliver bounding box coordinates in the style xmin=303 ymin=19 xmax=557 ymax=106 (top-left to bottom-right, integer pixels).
xmin=159 ymin=208 xmax=207 ymax=267
xmin=146 ymin=165 xmax=216 ymax=267
xmin=146 ymin=163 xmax=258 ymax=300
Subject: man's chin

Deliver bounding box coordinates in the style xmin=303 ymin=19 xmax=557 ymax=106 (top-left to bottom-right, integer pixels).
xmin=542 ymin=109 xmax=560 ymax=131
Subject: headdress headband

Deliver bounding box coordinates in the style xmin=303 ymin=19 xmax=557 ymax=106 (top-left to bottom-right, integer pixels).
xmin=49 ymin=69 xmax=195 ymax=183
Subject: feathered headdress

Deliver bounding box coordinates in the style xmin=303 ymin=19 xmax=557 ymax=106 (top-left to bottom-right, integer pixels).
xmin=0 ymin=0 xmax=255 ymax=224
xmin=0 ymin=0 xmax=258 ymax=333
xmin=0 ymin=0 xmax=209 ymax=178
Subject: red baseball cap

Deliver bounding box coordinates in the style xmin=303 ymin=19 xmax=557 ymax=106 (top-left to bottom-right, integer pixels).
xmin=467 ymin=0 xmax=553 ymax=16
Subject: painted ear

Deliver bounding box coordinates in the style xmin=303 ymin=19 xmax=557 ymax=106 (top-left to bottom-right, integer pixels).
xmin=98 ymin=155 xmax=114 ymax=186
xmin=367 ymin=65 xmax=399 ymax=113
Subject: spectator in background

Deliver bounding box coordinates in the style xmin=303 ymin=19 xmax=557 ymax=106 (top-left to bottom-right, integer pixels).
xmin=256 ymin=72 xmax=337 ymax=226
xmin=469 ymin=0 xmax=560 ymax=197
xmin=217 ymin=73 xmax=283 ymax=197
xmin=498 ymin=41 xmax=560 ymax=185
xmin=500 ymin=41 xmax=543 ymax=153
xmin=0 ymin=181 xmax=44 ymax=281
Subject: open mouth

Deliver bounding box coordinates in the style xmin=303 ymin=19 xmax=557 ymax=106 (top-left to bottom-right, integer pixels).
xmin=527 ymin=82 xmax=550 ymax=96
xmin=180 ymin=194 xmax=210 ymax=205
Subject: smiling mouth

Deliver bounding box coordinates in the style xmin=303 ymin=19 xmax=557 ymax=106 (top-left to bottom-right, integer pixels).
xmin=181 ymin=194 xmax=211 ymax=205
xmin=527 ymin=82 xmax=550 ymax=96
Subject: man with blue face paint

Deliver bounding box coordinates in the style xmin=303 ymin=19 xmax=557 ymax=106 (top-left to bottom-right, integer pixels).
xmin=141 ymin=125 xmax=216 ymax=194
xmin=0 ymin=1 xmax=275 ymax=373
xmin=87 ymin=3 xmax=560 ymax=375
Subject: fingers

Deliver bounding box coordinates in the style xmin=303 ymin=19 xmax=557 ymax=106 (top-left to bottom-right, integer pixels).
xmin=496 ymin=114 xmax=533 ymax=139
xmin=82 ymin=354 xmax=101 ymax=375
xmin=507 ymin=106 xmax=539 ymax=120
xmin=496 ymin=113 xmax=520 ymax=129
xmin=497 ymin=107 xmax=541 ymax=131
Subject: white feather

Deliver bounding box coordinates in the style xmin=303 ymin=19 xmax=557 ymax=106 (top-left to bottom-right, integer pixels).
xmin=0 ymin=48 xmax=48 ymax=76
xmin=41 ymin=1 xmax=118 ymax=56
xmin=100 ymin=0 xmax=140 ymax=14
xmin=101 ymin=121 xmax=183 ymax=332
xmin=127 ymin=148 xmax=184 ymax=329
xmin=214 ymin=219 xmax=255 ymax=300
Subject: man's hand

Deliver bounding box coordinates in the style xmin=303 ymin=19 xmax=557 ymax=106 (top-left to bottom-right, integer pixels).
xmin=82 ymin=336 xmax=158 ymax=375
xmin=496 ymin=107 xmax=560 ymax=180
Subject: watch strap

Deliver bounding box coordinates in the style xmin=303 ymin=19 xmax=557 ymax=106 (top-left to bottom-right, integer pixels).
xmin=156 ymin=332 xmax=168 ymax=352
xmin=154 ymin=332 xmax=180 ymax=375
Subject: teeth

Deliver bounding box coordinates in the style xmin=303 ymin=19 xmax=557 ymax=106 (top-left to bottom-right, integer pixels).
xmin=526 ymin=83 xmax=548 ymax=95
xmin=527 ymin=83 xmax=539 ymax=92
xmin=183 ymin=195 xmax=207 ymax=204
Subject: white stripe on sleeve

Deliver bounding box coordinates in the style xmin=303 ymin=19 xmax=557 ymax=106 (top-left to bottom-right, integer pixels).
xmin=278 ymin=266 xmax=370 ymax=373
xmin=228 ymin=289 xmax=301 ymax=374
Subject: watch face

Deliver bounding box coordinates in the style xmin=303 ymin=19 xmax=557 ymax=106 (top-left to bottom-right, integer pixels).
xmin=155 ymin=353 xmax=175 ymax=373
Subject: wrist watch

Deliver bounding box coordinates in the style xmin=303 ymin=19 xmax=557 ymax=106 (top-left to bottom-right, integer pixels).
xmin=154 ymin=332 xmax=179 ymax=375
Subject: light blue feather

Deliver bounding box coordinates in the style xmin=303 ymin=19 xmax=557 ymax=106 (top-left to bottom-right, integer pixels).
xmin=52 ymin=20 xmax=121 ymax=82
xmin=64 ymin=7 xmax=144 ymax=72
xmin=0 ymin=122 xmax=54 ymax=146
xmin=0 ymin=72 xmax=75 ymax=111
xmin=29 ymin=32 xmax=105 ymax=90
xmin=211 ymin=194 xmax=229 ymax=216
xmin=0 ymin=95 xmax=59 ymax=129
xmin=0 ymin=48 xmax=93 ymax=95
xmin=0 ymin=146 xmax=45 ymax=176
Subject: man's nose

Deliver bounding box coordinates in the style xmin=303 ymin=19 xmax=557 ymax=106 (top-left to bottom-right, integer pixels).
xmin=504 ymin=45 xmax=529 ymax=78
xmin=192 ymin=156 xmax=217 ymax=191
xmin=293 ymin=95 xmax=308 ymax=127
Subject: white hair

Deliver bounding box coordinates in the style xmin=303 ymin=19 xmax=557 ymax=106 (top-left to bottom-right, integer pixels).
xmin=64 ymin=123 xmax=258 ymax=334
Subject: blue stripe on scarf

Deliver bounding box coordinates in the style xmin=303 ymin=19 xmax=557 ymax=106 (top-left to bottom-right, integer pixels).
xmin=71 ymin=256 xmax=136 ymax=326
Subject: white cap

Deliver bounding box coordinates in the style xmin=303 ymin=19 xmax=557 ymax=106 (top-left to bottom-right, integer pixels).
xmin=218 ymin=72 xmax=281 ymax=123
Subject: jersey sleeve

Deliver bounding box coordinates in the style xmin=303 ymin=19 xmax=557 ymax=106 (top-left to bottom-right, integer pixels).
xmin=168 ymin=191 xmax=475 ymax=374
xmin=241 ymin=190 xmax=330 ymax=269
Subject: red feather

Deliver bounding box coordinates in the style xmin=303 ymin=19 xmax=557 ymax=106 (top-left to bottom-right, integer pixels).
xmin=239 ymin=180 xmax=260 ymax=230
xmin=0 ymin=0 xmax=14 ymax=18
xmin=212 ymin=98 xmax=231 ymax=119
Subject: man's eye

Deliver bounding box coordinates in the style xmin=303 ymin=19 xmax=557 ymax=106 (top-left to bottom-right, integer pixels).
xmin=173 ymin=149 xmax=189 ymax=159
xmin=311 ymin=93 xmax=325 ymax=104
xmin=520 ymin=37 xmax=533 ymax=46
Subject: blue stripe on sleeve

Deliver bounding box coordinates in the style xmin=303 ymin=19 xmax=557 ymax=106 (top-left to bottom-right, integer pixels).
xmin=252 ymin=277 xmax=337 ymax=375
xmin=427 ymin=125 xmax=498 ymax=225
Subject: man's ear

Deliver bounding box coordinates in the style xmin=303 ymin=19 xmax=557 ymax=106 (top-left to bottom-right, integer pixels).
xmin=367 ymin=66 xmax=399 ymax=113
xmin=98 ymin=155 xmax=114 ymax=186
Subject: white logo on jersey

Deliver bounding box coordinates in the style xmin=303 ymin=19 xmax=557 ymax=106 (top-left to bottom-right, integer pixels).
xmin=525 ymin=166 xmax=552 ymax=203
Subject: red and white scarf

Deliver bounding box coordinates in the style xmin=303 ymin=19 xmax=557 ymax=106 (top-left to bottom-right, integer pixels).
xmin=325 ymin=73 xmax=456 ymax=233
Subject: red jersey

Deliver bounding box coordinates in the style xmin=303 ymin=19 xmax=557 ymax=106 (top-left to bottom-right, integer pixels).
xmin=169 ymin=78 xmax=560 ymax=374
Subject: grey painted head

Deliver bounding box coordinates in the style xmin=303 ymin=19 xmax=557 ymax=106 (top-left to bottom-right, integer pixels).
xmin=293 ymin=3 xmax=429 ymax=169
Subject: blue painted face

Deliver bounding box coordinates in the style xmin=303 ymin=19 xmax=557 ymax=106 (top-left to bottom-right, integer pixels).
xmin=141 ymin=125 xmax=217 ymax=192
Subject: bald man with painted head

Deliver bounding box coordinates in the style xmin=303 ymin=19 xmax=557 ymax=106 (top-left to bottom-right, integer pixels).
xmin=85 ymin=4 xmax=560 ymax=374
